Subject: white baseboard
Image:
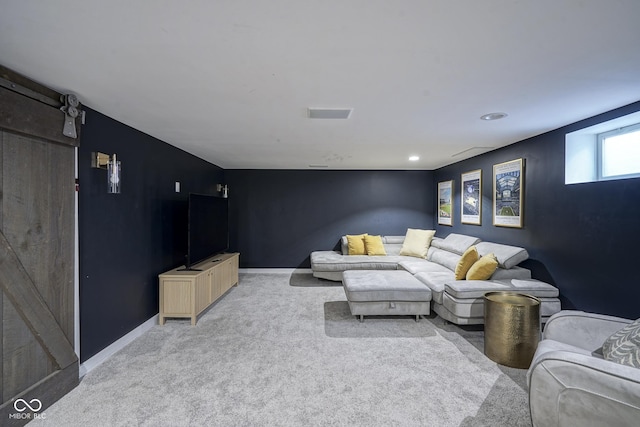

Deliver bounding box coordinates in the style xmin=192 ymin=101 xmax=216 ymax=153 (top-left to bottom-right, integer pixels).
xmin=79 ymin=314 xmax=158 ymax=378
xmin=239 ymin=268 xmax=313 ymax=274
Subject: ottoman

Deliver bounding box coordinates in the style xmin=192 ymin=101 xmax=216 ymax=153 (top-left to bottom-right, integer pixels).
xmin=342 ymin=270 xmax=432 ymax=322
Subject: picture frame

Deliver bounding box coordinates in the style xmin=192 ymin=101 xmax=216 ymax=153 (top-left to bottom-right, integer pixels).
xmin=461 ymin=169 xmax=482 ymax=225
xmin=437 ymin=180 xmax=453 ymax=226
xmin=493 ymin=158 xmax=524 ymax=228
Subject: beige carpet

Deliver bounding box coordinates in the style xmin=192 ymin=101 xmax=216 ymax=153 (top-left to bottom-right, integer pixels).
xmin=30 ymin=273 xmax=532 ymax=426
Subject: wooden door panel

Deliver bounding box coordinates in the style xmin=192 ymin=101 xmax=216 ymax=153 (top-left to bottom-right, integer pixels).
xmin=0 ymin=66 xmax=79 ymax=425
xmin=0 ymin=129 xmax=77 ymax=424
xmin=2 ymin=133 xmax=75 ymax=337
xmin=2 ymin=299 xmax=53 ymax=399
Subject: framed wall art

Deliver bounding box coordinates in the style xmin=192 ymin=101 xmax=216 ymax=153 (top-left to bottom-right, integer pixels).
xmin=493 ymin=158 xmax=524 ymax=228
xmin=437 ymin=180 xmax=453 ymax=226
xmin=461 ymin=169 xmax=482 ymax=225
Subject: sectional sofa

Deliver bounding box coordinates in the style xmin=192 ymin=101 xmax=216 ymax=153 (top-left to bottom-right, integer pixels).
xmin=310 ymin=232 xmax=562 ymax=324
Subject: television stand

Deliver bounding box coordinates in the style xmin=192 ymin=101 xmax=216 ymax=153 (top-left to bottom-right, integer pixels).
xmin=159 ymin=252 xmax=239 ymax=325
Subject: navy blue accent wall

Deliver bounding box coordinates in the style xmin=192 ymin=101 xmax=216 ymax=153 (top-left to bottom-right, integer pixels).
xmin=434 ymin=101 xmax=640 ymax=319
xmin=79 ymin=108 xmax=224 ymax=362
xmin=225 ymin=170 xmax=434 ymax=268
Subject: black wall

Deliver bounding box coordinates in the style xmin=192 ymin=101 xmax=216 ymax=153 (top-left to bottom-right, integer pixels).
xmin=79 ymin=108 xmax=224 ymax=362
xmin=225 ymin=170 xmax=434 ymax=268
xmin=434 ymin=101 xmax=640 ymax=320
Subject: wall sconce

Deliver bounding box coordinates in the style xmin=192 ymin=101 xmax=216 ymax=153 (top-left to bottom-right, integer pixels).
xmin=91 ymin=152 xmax=121 ymax=194
xmin=216 ymin=183 xmax=228 ymax=198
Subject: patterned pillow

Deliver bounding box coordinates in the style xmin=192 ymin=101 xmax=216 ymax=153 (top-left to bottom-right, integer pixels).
xmin=601 ymin=318 xmax=640 ymax=368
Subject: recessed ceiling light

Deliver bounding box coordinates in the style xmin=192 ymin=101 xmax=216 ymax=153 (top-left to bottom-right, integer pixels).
xmin=409 ymin=155 xmax=420 ymax=161
xmin=480 ymin=112 xmax=508 ymax=121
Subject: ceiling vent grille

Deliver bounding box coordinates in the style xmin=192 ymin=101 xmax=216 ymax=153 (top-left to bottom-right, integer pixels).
xmin=307 ymin=108 xmax=352 ymax=119
xmin=451 ymin=147 xmax=494 ymax=157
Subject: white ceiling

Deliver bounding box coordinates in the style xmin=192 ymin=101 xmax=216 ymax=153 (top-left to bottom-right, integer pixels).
xmin=2 ymin=1 xmax=640 ymax=170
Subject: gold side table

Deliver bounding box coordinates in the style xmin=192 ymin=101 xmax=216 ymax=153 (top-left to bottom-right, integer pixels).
xmin=483 ymin=291 xmax=541 ymax=369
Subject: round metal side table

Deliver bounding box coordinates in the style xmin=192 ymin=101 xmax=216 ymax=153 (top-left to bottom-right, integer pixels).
xmin=483 ymin=291 xmax=541 ymax=369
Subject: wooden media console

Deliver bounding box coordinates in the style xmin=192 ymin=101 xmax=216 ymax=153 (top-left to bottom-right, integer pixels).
xmin=159 ymin=252 xmax=239 ymax=325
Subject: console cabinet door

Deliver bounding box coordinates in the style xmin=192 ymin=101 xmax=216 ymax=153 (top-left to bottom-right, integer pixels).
xmin=209 ymin=267 xmax=222 ymax=302
xmin=195 ymin=271 xmax=210 ymax=315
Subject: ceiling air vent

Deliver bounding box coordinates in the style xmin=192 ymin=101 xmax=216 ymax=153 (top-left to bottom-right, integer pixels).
xmin=451 ymin=147 xmax=494 ymax=157
xmin=307 ymin=108 xmax=352 ymax=119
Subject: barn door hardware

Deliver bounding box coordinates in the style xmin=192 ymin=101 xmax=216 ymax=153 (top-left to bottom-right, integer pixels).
xmin=60 ymin=93 xmax=82 ymax=138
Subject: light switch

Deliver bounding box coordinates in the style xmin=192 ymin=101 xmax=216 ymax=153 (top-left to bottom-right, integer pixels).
xmin=175 ymin=182 xmax=180 ymax=192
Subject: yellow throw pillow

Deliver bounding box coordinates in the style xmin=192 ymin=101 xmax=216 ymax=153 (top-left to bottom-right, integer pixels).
xmin=364 ymin=235 xmax=387 ymax=256
xmin=399 ymin=228 xmax=436 ymax=258
xmin=466 ymin=253 xmax=498 ymax=280
xmin=454 ymin=246 xmax=479 ymax=280
xmin=346 ymin=234 xmax=368 ymax=255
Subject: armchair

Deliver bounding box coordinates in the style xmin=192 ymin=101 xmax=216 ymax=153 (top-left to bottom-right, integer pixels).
xmin=527 ymin=310 xmax=640 ymax=427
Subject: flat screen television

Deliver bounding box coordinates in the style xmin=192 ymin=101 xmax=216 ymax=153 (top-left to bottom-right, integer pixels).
xmin=182 ymin=193 xmax=229 ymax=271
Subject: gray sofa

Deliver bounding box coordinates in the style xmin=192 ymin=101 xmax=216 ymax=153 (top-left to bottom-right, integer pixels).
xmin=527 ymin=310 xmax=640 ymax=427
xmin=310 ymin=232 xmax=562 ymax=324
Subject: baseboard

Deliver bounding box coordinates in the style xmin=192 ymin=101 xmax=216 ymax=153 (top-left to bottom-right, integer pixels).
xmin=79 ymin=314 xmax=158 ymax=378
xmin=239 ymin=268 xmax=313 ymax=274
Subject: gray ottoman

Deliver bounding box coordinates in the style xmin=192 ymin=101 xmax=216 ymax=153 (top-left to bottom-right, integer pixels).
xmin=342 ymin=270 xmax=432 ymax=322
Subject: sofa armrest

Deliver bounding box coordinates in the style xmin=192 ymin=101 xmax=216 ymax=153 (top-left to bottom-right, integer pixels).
xmin=543 ymin=310 xmax=632 ymax=350
xmin=528 ymin=349 xmax=640 ymax=427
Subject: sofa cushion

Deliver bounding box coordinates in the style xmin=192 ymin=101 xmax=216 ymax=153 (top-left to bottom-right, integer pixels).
xmin=445 ymin=280 xmax=511 ymax=299
xmin=310 ymin=251 xmax=401 ymax=271
xmin=466 ymin=253 xmax=498 ymax=280
xmin=602 ymin=318 xmax=640 ymax=368
xmin=506 ymin=279 xmax=560 ymax=297
xmin=346 ymin=234 xmax=368 ymax=255
xmin=364 ymin=235 xmax=386 ymax=256
xmin=445 ymin=278 xmax=559 ymax=299
xmin=455 ymin=246 xmax=479 ymax=280
xmin=382 ymin=236 xmax=405 ymax=244
xmin=428 ymin=248 xmax=462 ymax=272
xmin=490 ymin=266 xmax=532 ymax=280
xmin=414 ymin=271 xmax=455 ymax=304
xmin=428 ymin=236 xmax=444 ymax=249
xmin=382 ymin=236 xmax=405 ymax=256
xmin=438 ymin=233 xmax=481 ymax=255
xmin=399 ymin=228 xmax=435 ymax=258
xmin=342 ymin=270 xmax=432 ymax=302
xmin=475 ymin=241 xmax=529 ymax=269
xmin=442 ymin=293 xmax=560 ymax=320
xmin=398 ymin=258 xmax=452 ymax=275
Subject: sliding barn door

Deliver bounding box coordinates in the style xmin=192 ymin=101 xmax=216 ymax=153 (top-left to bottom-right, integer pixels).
xmin=0 ymin=67 xmax=80 ymax=425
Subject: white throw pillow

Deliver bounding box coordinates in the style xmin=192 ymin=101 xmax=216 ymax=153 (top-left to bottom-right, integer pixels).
xmin=399 ymin=228 xmax=435 ymax=258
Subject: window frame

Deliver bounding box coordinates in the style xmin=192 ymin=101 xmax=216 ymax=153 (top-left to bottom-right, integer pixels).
xmin=596 ymin=122 xmax=640 ymax=181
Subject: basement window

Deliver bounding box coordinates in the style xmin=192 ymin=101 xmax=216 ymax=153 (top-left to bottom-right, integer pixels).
xmin=565 ymin=111 xmax=640 ymax=184
xmin=599 ymin=124 xmax=640 ymax=179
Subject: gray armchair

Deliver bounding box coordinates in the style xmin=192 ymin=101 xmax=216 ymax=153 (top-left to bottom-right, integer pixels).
xmin=527 ymin=310 xmax=640 ymax=427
